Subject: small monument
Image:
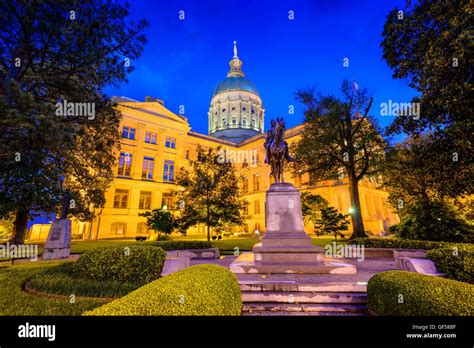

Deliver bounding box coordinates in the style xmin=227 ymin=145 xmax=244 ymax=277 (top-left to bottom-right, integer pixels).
xmin=230 ymin=118 xmax=355 ymax=274
xmin=43 ymin=192 xmax=72 ymax=260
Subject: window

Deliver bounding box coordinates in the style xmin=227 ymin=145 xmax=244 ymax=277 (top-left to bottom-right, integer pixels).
xmin=242 ymin=159 xmax=248 ymax=168
xmin=162 ymin=192 xmax=173 ymax=209
xmin=122 ymin=127 xmax=136 ymax=140
xmin=243 ymin=224 xmax=249 ymax=233
xmin=253 ymin=174 xmax=260 ymax=191
xmin=165 ymin=137 xmax=176 ymax=149
xmin=252 ymin=109 xmax=255 ymax=115
xmin=118 ymin=153 xmax=132 ymax=176
xmin=113 ymin=189 xmax=129 ymax=208
xmin=243 ymin=203 xmax=249 ymax=215
xmin=222 ymin=108 xmax=226 ymax=112
xmin=254 ymin=223 xmax=261 ymax=232
xmin=242 ymin=107 xmax=246 ymax=111
xmin=242 ymin=177 xmax=248 ymax=193
xmin=111 ymin=222 xmax=127 ymax=234
xmin=137 ymin=222 xmax=148 ymax=235
xmin=251 ymin=119 xmax=256 ymax=126
xmin=222 ymin=119 xmax=227 ymax=126
xmin=232 ymin=118 xmax=237 ymax=125
xmin=186 ymin=150 xmax=190 ymax=160
xmin=251 ymin=153 xmax=259 ymax=165
xmin=142 ymin=157 xmax=155 ymax=179
xmin=232 ymin=107 xmax=236 ymax=111
xmin=242 ymin=118 xmax=247 ymax=126
xmin=139 ymin=191 xmax=152 ymax=210
xmin=145 ymin=132 xmax=157 ymax=144
xmin=254 ymin=200 xmax=260 ymax=214
xmin=163 ymin=160 xmax=175 ymax=182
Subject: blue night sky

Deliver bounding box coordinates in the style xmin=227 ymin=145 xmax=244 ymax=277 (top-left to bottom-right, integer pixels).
xmin=105 ymin=0 xmax=418 ymax=138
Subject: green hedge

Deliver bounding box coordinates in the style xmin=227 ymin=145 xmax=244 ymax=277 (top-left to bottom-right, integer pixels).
xmin=147 ymin=240 xmax=211 ymax=251
xmin=367 ymin=271 xmax=474 ymax=316
xmin=28 ymin=262 xmax=141 ymax=298
xmin=427 ymin=245 xmax=474 ymax=284
xmin=84 ymin=264 xmax=242 ymax=316
xmin=74 ymin=246 xmax=165 ymax=283
xmin=350 ymin=237 xmax=467 ymax=250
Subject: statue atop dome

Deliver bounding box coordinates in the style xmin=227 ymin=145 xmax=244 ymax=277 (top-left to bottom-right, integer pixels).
xmin=228 ymin=41 xmax=244 ymax=78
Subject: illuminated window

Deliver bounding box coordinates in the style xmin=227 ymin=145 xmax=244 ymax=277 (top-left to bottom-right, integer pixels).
xmin=145 ymin=132 xmax=157 ymax=144
xmin=139 ymin=191 xmax=152 ymax=210
xmin=113 ymin=189 xmax=128 ymax=208
xmin=254 ymin=200 xmax=260 ymax=214
xmin=163 ymin=160 xmax=175 ymax=182
xmin=253 ymin=174 xmax=260 ymax=191
xmin=242 ymin=177 xmax=248 ymax=193
xmin=118 ymin=153 xmax=132 ymax=176
xmin=142 ymin=157 xmax=154 ymax=179
xmin=186 ymin=150 xmax=190 ymax=160
xmin=165 ymin=137 xmax=176 ymax=149
xmin=122 ymin=126 xmax=136 ymax=140
xmin=162 ymin=192 xmax=173 ymax=209
xmin=111 ymin=222 xmax=127 ymax=234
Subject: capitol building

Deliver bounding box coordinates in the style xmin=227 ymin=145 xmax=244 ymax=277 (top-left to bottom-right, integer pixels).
xmin=29 ymin=43 xmax=398 ymax=240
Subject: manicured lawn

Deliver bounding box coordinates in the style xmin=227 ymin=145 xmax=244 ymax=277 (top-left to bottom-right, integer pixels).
xmin=0 ymin=261 xmax=109 ymax=315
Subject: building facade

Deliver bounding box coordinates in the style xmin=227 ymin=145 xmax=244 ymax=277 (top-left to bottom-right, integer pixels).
xmin=27 ymin=43 xmax=398 ymax=241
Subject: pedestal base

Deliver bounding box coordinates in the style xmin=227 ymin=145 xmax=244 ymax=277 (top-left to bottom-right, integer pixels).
xmin=43 ymin=219 xmax=71 ymax=260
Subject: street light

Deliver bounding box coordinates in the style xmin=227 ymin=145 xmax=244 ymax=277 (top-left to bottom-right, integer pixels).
xmin=348 ymin=207 xmax=355 ymax=214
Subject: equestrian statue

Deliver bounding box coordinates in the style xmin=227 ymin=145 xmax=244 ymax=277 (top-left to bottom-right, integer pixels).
xmin=264 ymin=117 xmax=293 ymax=183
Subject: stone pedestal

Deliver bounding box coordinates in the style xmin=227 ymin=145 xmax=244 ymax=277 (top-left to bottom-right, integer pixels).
xmin=230 ymin=183 xmax=356 ymax=274
xmin=43 ymin=219 xmax=71 ymax=260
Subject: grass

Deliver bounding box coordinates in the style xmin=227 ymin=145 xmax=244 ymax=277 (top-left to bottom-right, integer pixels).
xmin=0 ymin=261 xmax=109 ymax=315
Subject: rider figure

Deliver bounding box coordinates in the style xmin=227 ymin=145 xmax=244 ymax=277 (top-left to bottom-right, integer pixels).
xmin=265 ymin=117 xmax=293 ymax=164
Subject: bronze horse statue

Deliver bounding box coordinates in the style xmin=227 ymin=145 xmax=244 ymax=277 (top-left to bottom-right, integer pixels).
xmin=265 ymin=117 xmax=293 ymax=183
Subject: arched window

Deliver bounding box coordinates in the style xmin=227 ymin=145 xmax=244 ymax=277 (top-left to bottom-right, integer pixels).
xmin=254 ymin=223 xmax=261 ymax=232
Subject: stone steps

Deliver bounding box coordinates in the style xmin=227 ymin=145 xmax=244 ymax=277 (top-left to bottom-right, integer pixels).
xmin=242 ymin=291 xmax=367 ymax=304
xmin=239 ymin=281 xmax=366 ymax=293
xmin=242 ymin=303 xmax=368 ymax=315
xmin=242 ymin=310 xmax=368 ymax=316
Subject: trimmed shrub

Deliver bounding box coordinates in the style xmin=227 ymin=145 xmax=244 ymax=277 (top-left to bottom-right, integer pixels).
xmin=427 ymin=245 xmax=474 ymax=283
xmin=350 ymin=237 xmax=470 ymax=250
xmin=367 ymin=271 xmax=474 ymax=316
xmin=74 ymin=246 xmax=165 ymax=283
xmin=29 ymin=269 xmax=140 ymax=298
xmin=84 ymin=264 xmax=242 ymax=316
xmin=147 ymin=240 xmax=211 ymax=251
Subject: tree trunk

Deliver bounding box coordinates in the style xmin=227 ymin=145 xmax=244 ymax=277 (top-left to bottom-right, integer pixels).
xmin=206 ymin=203 xmax=210 ymax=243
xmin=12 ymin=207 xmax=29 ymax=245
xmin=348 ymin=175 xmax=367 ymax=239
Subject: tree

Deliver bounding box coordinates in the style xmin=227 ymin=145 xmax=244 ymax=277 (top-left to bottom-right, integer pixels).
xmin=381 ymin=0 xmax=471 ymax=135
xmin=381 ymin=0 xmax=473 ymax=205
xmin=139 ymin=208 xmax=175 ymax=241
xmin=300 ymin=192 xmax=328 ymax=229
xmin=390 ymin=199 xmax=473 ymax=243
xmin=0 ymin=1 xmax=148 ymax=243
xmin=382 ymin=135 xmax=473 ymax=209
xmin=314 ymin=207 xmax=350 ymax=241
xmin=294 ymin=80 xmax=386 ymax=239
xmin=177 ymin=146 xmax=245 ymax=242
xmin=382 ymin=135 xmax=473 ymax=242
